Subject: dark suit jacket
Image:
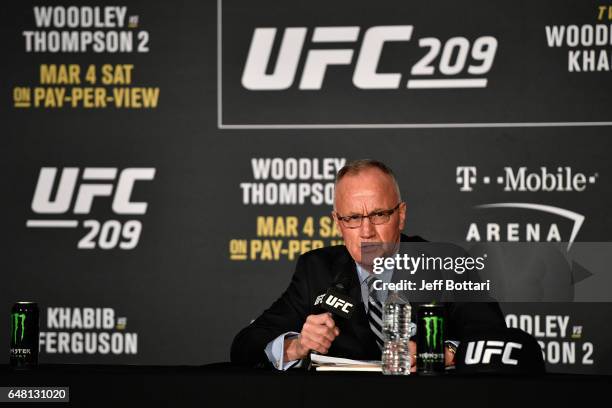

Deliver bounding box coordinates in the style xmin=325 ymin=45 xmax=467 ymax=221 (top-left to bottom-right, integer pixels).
xmin=230 ymin=235 xmax=506 ymax=367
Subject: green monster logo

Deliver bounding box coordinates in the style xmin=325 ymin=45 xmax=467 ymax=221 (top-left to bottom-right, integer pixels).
xmin=423 ymin=316 xmax=444 ymax=349
xmin=11 ymin=313 xmax=26 ymax=343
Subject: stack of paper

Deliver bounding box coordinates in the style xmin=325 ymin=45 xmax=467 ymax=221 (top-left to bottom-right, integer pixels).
xmin=310 ymin=354 xmax=382 ymax=372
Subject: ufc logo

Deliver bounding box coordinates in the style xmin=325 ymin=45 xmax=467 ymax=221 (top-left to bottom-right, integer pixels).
xmin=324 ymin=295 xmax=354 ymax=313
xmin=464 ymin=340 xmax=522 ymax=365
xmin=314 ymin=294 xmax=326 ymax=306
xmin=31 ymin=167 xmax=155 ymax=215
xmin=242 ymin=25 xmax=413 ymax=90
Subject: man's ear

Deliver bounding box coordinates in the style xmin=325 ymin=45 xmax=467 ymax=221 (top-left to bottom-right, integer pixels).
xmin=398 ymin=202 xmax=407 ymax=230
xmin=332 ymin=210 xmax=346 ymax=238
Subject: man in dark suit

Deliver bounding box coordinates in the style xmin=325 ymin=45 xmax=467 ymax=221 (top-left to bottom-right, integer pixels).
xmin=231 ymin=159 xmax=506 ymax=369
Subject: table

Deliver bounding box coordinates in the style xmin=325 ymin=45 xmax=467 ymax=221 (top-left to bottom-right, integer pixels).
xmin=2 ymin=363 xmax=610 ymax=407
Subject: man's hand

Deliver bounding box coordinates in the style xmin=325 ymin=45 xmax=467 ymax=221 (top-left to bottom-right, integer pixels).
xmin=408 ymin=342 xmax=456 ymax=372
xmin=284 ymin=313 xmax=340 ymax=361
xmin=409 ymin=341 xmax=417 ymax=372
xmin=445 ymin=345 xmax=456 ymax=366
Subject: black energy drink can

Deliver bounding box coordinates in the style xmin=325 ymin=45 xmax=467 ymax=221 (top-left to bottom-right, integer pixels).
xmin=9 ymin=302 xmax=39 ymax=369
xmin=416 ymin=304 xmax=445 ymax=375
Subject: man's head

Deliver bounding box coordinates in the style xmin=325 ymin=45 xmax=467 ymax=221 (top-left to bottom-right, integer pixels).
xmin=333 ymin=159 xmax=406 ymax=268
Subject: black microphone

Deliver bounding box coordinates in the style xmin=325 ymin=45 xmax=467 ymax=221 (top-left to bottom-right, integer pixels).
xmin=312 ymin=280 xmax=355 ymax=319
xmin=305 ymin=278 xmax=356 ymax=370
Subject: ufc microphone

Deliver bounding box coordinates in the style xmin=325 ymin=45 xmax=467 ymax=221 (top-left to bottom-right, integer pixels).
xmin=306 ymin=279 xmax=356 ymax=370
xmin=313 ymin=280 xmax=355 ymax=319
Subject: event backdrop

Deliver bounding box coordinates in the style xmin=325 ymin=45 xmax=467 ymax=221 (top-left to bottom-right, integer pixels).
xmin=2 ymin=0 xmax=612 ymax=374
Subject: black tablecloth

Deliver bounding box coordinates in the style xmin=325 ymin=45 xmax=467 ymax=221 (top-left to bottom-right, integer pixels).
xmin=2 ymin=363 xmax=610 ymax=407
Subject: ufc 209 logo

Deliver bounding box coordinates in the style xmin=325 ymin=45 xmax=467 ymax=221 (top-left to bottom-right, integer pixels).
xmin=464 ymin=340 xmax=523 ymax=366
xmin=27 ymin=167 xmax=155 ymax=250
xmin=242 ymin=26 xmax=497 ymax=90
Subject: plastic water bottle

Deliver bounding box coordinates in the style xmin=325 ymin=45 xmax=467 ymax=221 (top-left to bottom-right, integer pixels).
xmin=381 ymin=291 xmax=413 ymax=375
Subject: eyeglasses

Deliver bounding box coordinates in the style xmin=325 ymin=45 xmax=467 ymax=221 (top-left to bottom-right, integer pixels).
xmin=334 ymin=202 xmax=402 ymax=229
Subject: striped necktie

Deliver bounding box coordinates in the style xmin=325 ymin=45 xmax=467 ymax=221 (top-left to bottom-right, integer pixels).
xmin=365 ymin=276 xmax=385 ymax=350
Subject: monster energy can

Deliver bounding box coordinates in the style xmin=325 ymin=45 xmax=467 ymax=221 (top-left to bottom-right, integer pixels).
xmin=416 ymin=304 xmax=445 ymax=375
xmin=9 ymin=302 xmax=39 ymax=369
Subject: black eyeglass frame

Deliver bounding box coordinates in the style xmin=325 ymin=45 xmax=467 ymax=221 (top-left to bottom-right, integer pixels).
xmin=334 ymin=202 xmax=403 ymax=229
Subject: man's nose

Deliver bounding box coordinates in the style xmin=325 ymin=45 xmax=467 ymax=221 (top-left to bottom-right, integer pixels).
xmin=359 ymin=216 xmax=376 ymax=238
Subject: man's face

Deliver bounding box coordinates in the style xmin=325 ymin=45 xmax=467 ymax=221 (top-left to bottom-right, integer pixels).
xmin=333 ymin=168 xmax=406 ymax=267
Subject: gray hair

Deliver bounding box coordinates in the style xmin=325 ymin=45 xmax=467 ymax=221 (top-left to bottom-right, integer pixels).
xmin=334 ymin=159 xmax=402 ymax=209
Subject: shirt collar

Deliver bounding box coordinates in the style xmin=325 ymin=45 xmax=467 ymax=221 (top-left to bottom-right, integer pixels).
xmin=355 ymin=260 xmax=394 ymax=286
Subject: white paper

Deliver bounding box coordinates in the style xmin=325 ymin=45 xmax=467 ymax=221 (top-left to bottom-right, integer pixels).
xmin=315 ymin=366 xmax=382 ymax=372
xmin=310 ymin=354 xmax=381 ymax=367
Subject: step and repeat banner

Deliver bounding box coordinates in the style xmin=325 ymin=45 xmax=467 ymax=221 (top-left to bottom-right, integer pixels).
xmin=2 ymin=0 xmax=612 ymax=374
